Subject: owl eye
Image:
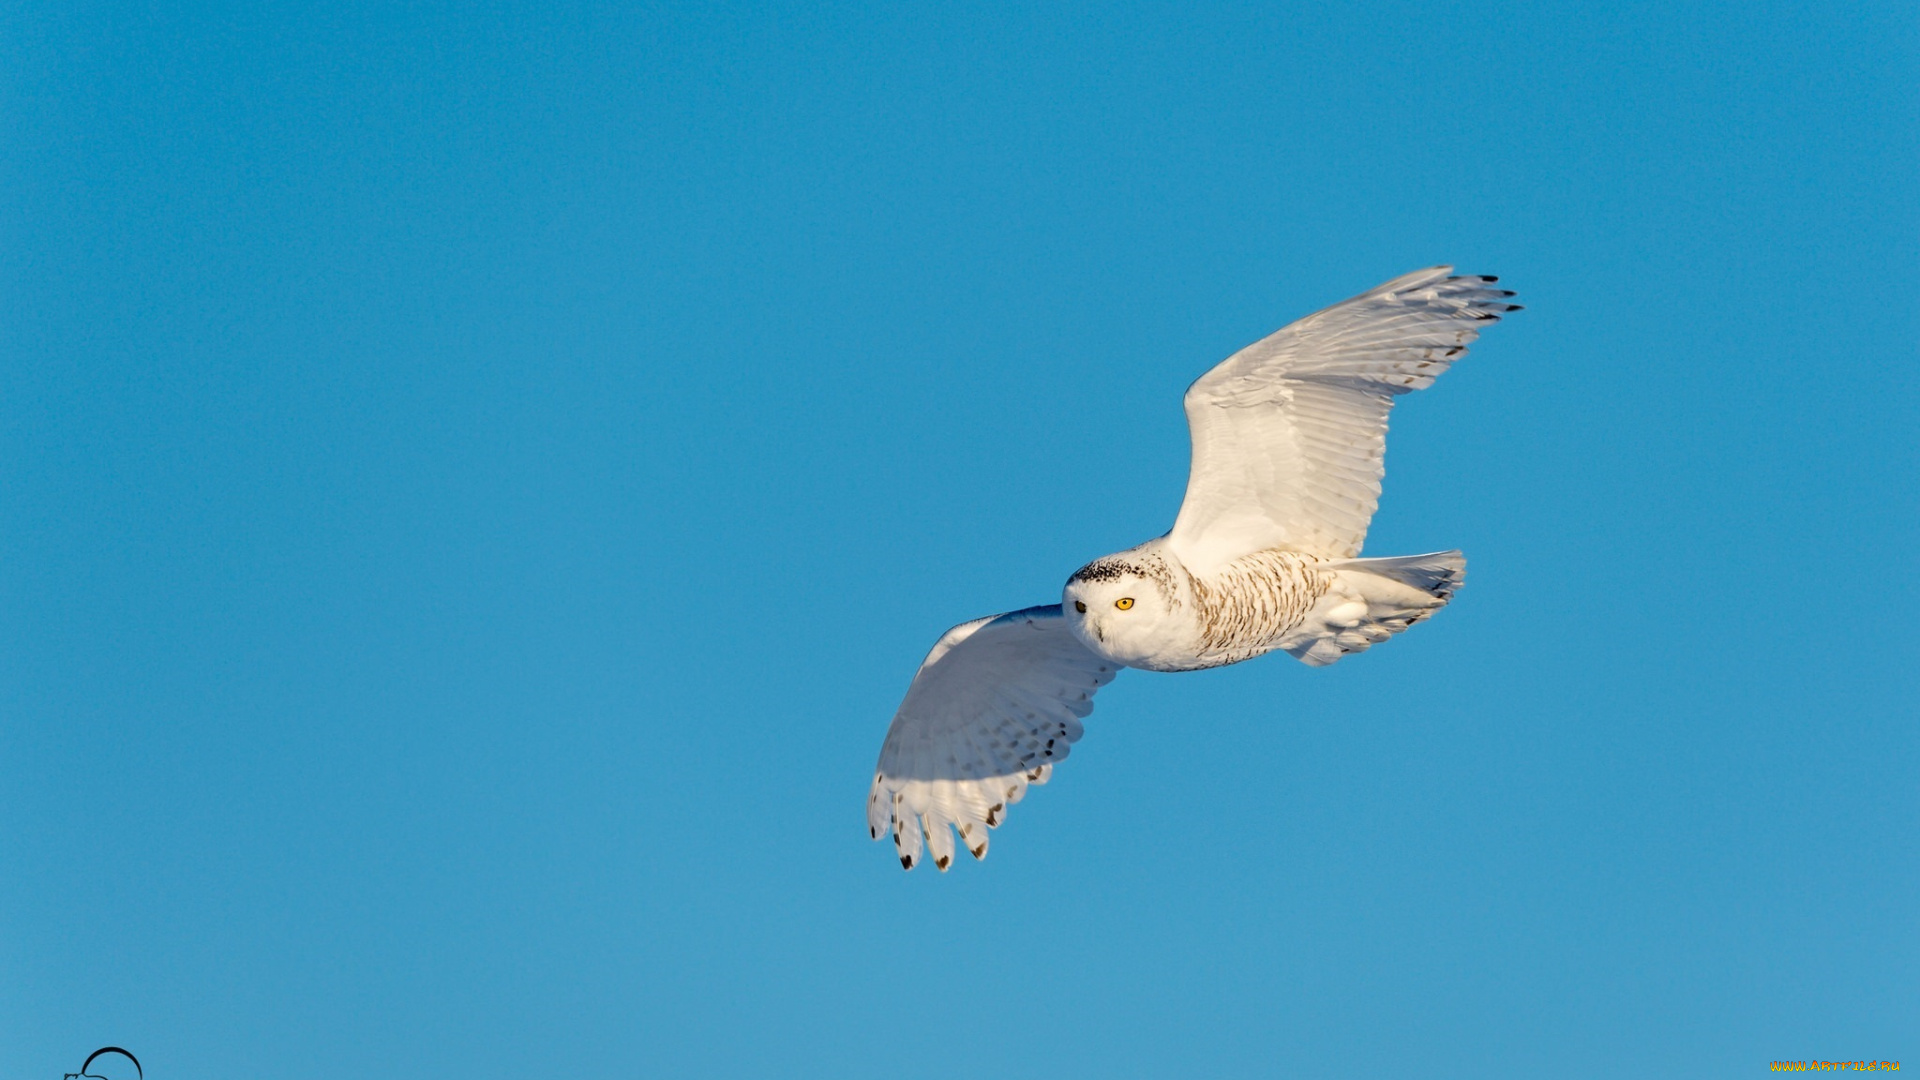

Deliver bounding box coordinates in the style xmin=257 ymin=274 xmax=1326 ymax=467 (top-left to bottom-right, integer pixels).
xmin=1073 ymin=601 xmax=1087 ymax=613
xmin=1115 ymin=598 xmax=1134 ymax=610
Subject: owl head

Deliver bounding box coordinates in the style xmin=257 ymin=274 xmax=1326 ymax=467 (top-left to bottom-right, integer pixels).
xmin=1061 ymin=557 xmax=1172 ymax=664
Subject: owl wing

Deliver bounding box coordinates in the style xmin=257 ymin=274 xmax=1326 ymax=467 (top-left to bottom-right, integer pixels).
xmin=1165 ymin=266 xmax=1519 ymax=573
xmin=869 ymin=605 xmax=1120 ymax=871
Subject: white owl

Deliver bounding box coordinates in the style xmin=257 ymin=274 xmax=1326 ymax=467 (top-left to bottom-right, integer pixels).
xmin=868 ymin=266 xmax=1520 ymax=870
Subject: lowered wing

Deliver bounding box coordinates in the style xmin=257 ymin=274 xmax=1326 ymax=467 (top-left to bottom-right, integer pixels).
xmin=869 ymin=605 xmax=1119 ymax=870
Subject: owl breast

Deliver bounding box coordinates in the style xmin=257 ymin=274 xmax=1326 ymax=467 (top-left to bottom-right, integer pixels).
xmin=1157 ymin=548 xmax=1334 ymax=670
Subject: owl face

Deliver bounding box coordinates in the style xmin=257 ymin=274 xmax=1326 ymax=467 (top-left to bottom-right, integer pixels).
xmin=1061 ymin=566 xmax=1168 ymax=665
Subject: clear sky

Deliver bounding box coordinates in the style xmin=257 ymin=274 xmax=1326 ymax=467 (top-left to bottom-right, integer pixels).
xmin=4 ymin=1 xmax=1915 ymax=1077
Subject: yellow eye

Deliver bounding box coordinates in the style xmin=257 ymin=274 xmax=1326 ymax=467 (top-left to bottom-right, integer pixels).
xmin=1073 ymin=601 xmax=1087 ymax=613
xmin=1115 ymin=598 xmax=1134 ymax=610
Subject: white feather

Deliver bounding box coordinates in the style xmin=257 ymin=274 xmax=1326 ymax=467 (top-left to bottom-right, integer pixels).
xmin=1167 ymin=267 xmax=1518 ymax=574
xmin=869 ymin=606 xmax=1118 ymax=871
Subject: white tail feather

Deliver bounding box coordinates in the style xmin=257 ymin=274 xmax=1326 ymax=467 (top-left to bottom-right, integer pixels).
xmin=1280 ymin=550 xmax=1465 ymax=666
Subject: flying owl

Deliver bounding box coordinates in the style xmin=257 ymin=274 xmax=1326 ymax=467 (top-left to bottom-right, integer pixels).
xmin=868 ymin=266 xmax=1520 ymax=870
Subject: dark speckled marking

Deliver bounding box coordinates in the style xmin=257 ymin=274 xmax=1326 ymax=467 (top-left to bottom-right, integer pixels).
xmin=1068 ymin=558 xmax=1143 ymax=584
xmin=1068 ymin=551 xmax=1181 ymax=610
xmin=1190 ymin=549 xmax=1333 ymax=663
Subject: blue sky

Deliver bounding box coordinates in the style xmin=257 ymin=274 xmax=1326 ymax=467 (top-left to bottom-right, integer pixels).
xmin=3 ymin=1 xmax=1914 ymax=1077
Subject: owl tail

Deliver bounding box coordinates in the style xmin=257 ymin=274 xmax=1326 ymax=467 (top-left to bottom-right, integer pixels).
xmin=1279 ymin=550 xmax=1465 ymax=667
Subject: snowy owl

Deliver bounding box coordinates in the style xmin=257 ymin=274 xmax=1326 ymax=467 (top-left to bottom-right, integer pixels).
xmin=868 ymin=266 xmax=1520 ymax=870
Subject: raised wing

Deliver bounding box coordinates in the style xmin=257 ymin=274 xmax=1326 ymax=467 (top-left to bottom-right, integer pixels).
xmin=868 ymin=605 xmax=1119 ymax=871
xmin=1166 ymin=266 xmax=1518 ymax=573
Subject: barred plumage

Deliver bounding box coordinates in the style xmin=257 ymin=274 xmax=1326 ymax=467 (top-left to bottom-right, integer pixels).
xmin=1190 ymin=549 xmax=1332 ymax=666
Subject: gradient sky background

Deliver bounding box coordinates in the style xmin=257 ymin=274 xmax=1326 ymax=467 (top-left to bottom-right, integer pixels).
xmin=4 ymin=1 xmax=1915 ymax=1077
